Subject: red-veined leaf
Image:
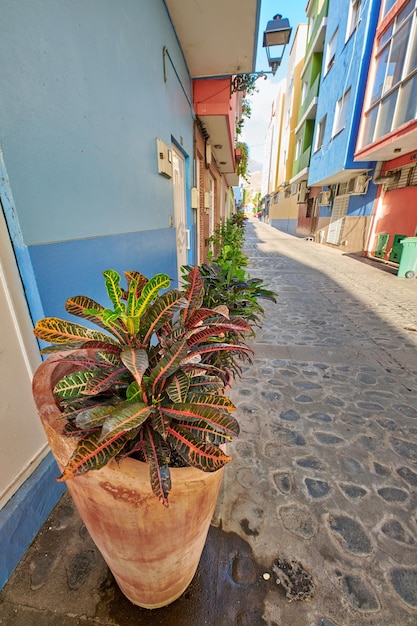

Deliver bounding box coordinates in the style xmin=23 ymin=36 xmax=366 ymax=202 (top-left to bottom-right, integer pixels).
xmin=165 ymin=371 xmax=190 ymax=403
xmin=75 ymin=404 xmax=116 ymax=429
xmin=188 ymin=375 xmax=224 ymax=393
xmin=167 ymin=425 xmax=232 ymax=471
xmin=140 ymin=290 xmax=187 ymax=345
xmin=186 ymin=307 xmax=229 ymax=328
xmin=83 ymin=368 xmax=128 ymax=395
xmin=162 ymin=404 xmax=239 ymax=437
xmin=185 ymin=393 xmax=236 ymax=412
xmin=120 ymin=347 xmax=149 ymax=385
xmin=181 ymin=267 xmax=204 ymax=321
xmin=189 ymin=343 xmax=253 ymax=358
xmin=150 ymin=405 xmax=169 ymax=440
xmin=148 ymin=340 xmax=187 ymax=396
xmin=124 ymin=271 xmax=148 ymax=298
xmin=178 ymin=422 xmax=230 ymax=445
xmin=57 ymin=430 xmax=129 ymax=481
xmin=50 ymin=354 xmax=114 ymax=371
xmin=186 ymin=324 xmax=250 ymax=347
xmin=100 ymin=401 xmax=151 ymax=438
xmin=142 ymin=426 xmax=171 ymax=506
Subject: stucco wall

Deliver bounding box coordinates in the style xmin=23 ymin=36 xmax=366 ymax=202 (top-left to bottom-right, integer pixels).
xmin=0 ymin=0 xmax=194 ymax=316
xmin=269 ymin=194 xmax=299 ymax=235
xmin=372 ymin=188 xmax=417 ymax=245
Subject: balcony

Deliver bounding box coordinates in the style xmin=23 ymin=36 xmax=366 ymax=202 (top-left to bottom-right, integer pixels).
xmin=193 ymin=77 xmax=239 ymax=174
xmin=296 ymin=72 xmax=321 ymax=130
xmin=292 ymin=145 xmax=312 ymax=178
xmin=303 ymin=0 xmax=328 ymax=72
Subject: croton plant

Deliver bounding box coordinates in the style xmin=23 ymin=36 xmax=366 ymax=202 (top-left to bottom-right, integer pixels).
xmin=33 ymin=267 xmax=252 ymax=505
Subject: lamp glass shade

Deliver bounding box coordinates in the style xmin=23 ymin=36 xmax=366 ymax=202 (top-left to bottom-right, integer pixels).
xmin=263 ymin=18 xmax=292 ymax=47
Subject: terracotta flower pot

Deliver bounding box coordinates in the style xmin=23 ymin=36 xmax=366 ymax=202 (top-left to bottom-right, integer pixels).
xmin=32 ymin=352 xmax=224 ymax=608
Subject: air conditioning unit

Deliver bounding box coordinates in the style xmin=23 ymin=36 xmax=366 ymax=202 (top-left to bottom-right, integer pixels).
xmin=297 ymin=181 xmax=309 ymax=203
xmin=318 ymin=190 xmax=332 ymax=206
xmin=347 ymin=174 xmax=369 ymax=195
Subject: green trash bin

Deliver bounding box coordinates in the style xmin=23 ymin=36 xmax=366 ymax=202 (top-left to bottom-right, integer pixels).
xmin=389 ymin=234 xmax=407 ymax=262
xmin=397 ymin=237 xmax=417 ymax=278
xmin=374 ymin=233 xmax=389 ymax=258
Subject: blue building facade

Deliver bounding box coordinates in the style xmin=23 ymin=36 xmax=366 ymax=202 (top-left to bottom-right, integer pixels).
xmin=307 ymin=0 xmax=382 ymax=250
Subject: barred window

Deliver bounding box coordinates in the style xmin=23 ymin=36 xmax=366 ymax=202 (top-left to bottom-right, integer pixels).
xmin=384 ymin=165 xmax=417 ymax=191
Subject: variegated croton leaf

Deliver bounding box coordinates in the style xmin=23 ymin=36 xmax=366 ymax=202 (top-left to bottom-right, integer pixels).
xmin=167 ymin=425 xmax=232 ymax=472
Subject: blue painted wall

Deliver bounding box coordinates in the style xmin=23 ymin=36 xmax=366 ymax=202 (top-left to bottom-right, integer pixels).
xmin=28 ymin=229 xmax=178 ymax=319
xmin=346 ymin=183 xmax=378 ymax=216
xmin=308 ymin=0 xmax=380 ymax=186
xmin=0 ymin=0 xmax=194 ymax=319
xmin=0 ymin=454 xmax=65 ymax=590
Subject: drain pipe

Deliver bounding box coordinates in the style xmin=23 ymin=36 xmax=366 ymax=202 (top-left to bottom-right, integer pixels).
xmin=372 ymin=161 xmax=398 ymax=185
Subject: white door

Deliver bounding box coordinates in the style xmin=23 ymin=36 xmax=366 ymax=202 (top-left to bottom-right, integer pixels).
xmin=172 ymin=146 xmax=189 ymax=285
xmin=0 ymin=203 xmax=47 ymax=509
xmin=327 ymin=195 xmax=349 ymax=245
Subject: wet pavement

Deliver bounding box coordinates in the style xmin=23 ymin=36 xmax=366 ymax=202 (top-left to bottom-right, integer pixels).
xmin=1 ymin=218 xmax=417 ymax=625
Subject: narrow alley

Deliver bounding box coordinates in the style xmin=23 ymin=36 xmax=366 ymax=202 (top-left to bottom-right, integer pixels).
xmin=1 ymin=219 xmax=417 ymax=626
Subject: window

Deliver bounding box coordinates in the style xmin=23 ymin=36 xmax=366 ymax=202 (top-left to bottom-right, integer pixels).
xmin=315 ymin=115 xmax=327 ymax=151
xmin=346 ymin=0 xmax=361 ymax=40
xmin=333 ymin=89 xmax=351 ymax=136
xmin=382 ymin=0 xmax=396 ymax=18
xmin=384 ymin=165 xmax=417 ymax=190
xmin=359 ymin=0 xmax=417 ymax=148
xmin=395 ymin=72 xmax=417 ymax=126
xmin=325 ymin=29 xmax=338 ymax=74
xmin=295 ymin=138 xmax=302 ymax=160
xmin=308 ymin=14 xmax=315 ymax=41
xmin=301 ymin=80 xmax=309 ymax=104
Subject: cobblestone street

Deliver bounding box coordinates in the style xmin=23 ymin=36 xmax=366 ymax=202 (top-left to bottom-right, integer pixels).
xmin=221 ymin=219 xmax=417 ymax=625
xmin=1 ymin=218 xmax=417 ymax=625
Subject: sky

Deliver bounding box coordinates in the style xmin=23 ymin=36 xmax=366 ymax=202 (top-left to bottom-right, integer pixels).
xmin=242 ymin=0 xmax=308 ymax=171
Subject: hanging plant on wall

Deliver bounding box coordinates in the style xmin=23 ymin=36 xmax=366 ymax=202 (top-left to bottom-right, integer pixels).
xmin=235 ymin=141 xmax=249 ymax=182
xmin=236 ymin=98 xmax=253 ymax=136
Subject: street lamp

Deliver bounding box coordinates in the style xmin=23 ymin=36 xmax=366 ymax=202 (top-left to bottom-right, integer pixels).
xmin=230 ymin=13 xmax=292 ymax=93
xmin=263 ymin=14 xmax=292 ymax=75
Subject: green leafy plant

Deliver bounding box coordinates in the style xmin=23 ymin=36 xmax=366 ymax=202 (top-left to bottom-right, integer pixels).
xmin=184 ymin=217 xmax=277 ymax=332
xmin=235 ymin=141 xmax=250 ymax=182
xmin=207 ymin=220 xmax=246 ymax=263
xmin=183 ymin=263 xmax=277 ymax=331
xmin=33 ymin=268 xmax=252 ymax=506
xmin=229 ymin=211 xmax=248 ymax=228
